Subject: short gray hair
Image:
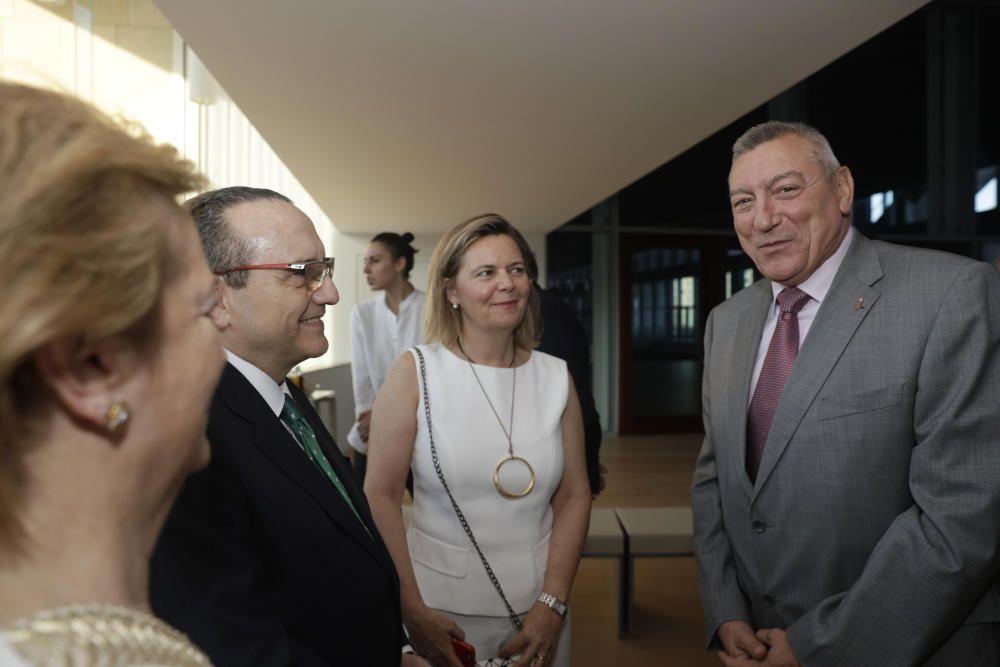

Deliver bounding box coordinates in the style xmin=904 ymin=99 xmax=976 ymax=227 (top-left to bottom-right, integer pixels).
xmin=186 ymin=186 xmax=292 ymax=288
xmin=732 ymin=121 xmax=840 ymax=175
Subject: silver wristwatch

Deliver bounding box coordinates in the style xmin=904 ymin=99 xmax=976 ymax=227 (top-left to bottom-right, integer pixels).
xmin=536 ymin=592 xmax=568 ymax=618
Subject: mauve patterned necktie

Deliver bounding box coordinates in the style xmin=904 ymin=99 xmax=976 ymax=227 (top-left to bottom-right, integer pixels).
xmin=746 ymin=287 xmax=811 ymax=482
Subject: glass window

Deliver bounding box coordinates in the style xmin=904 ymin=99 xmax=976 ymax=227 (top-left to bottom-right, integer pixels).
xmin=978 ymin=9 xmax=1000 ymax=234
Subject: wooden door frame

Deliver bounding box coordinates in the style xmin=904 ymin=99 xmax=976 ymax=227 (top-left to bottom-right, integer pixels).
xmin=617 ymin=234 xmax=732 ymax=434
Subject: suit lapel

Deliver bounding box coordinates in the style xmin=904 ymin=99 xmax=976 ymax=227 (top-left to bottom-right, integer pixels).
xmin=752 ymin=234 xmax=884 ymax=499
xmin=218 ymin=366 xmax=388 ymax=566
xmin=729 ymin=282 xmax=773 ymax=499
xmin=287 ymin=383 xmax=399 ymax=573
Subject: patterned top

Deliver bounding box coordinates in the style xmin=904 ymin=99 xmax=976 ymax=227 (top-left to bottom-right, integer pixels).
xmin=2 ymin=605 xmax=211 ymax=667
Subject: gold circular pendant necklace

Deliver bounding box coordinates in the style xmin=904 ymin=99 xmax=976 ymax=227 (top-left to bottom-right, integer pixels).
xmin=457 ymin=339 xmax=536 ymax=499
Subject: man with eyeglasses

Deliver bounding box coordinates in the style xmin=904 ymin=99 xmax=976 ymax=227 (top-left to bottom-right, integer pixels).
xmin=151 ymin=187 xmax=426 ymax=667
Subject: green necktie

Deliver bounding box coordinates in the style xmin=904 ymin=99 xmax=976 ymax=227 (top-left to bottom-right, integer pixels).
xmin=280 ymin=394 xmax=368 ymax=531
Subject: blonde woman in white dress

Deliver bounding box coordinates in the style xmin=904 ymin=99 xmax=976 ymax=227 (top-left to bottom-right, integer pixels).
xmin=366 ymin=214 xmax=591 ymax=667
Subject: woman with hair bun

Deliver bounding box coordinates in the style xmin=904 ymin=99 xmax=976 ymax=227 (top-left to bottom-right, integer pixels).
xmin=348 ymin=231 xmax=426 ymax=481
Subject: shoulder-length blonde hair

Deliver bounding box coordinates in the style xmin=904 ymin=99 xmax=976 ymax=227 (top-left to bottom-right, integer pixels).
xmin=0 ymin=82 xmax=204 ymax=553
xmin=425 ymin=213 xmax=540 ymax=350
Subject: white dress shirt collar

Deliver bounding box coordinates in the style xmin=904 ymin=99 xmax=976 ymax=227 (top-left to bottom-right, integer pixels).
xmin=225 ymin=349 xmax=290 ymax=418
xmin=770 ymin=225 xmax=855 ymax=306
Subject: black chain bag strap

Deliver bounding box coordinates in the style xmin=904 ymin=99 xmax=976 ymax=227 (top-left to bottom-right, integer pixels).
xmin=413 ymin=347 xmax=524 ymax=637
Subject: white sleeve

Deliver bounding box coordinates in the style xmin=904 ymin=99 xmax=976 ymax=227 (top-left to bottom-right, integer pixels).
xmin=347 ymin=305 xmax=376 ymax=454
xmin=350 ymin=304 xmax=377 ymax=414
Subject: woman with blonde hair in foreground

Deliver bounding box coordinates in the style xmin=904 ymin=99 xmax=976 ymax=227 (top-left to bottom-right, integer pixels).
xmin=0 ymin=82 xmax=224 ymax=666
xmin=366 ymin=214 xmax=591 ymax=667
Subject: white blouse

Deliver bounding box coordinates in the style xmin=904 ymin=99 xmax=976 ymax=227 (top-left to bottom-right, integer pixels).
xmin=348 ymin=289 xmax=426 ymax=453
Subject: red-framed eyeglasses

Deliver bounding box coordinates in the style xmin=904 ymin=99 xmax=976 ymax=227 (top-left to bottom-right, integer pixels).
xmin=216 ymin=257 xmax=335 ymax=292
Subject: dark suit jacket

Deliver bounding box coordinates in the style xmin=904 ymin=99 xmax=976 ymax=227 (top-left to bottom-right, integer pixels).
xmin=692 ymin=233 xmax=1000 ymax=666
xmin=151 ymin=363 xmax=404 ymax=667
xmin=536 ymin=284 xmax=603 ymax=494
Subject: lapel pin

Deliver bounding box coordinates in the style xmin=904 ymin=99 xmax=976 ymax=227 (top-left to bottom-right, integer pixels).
xmin=854 ymin=297 xmax=865 ymax=311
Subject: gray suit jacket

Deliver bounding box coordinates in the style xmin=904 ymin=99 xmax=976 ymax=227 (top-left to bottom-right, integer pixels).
xmin=692 ymin=232 xmax=1000 ymax=666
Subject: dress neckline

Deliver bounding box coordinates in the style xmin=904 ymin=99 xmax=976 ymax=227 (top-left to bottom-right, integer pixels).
xmin=438 ymin=343 xmax=533 ymax=370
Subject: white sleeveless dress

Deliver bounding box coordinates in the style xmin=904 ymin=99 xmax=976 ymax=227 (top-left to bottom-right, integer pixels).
xmin=408 ymin=344 xmax=571 ymax=666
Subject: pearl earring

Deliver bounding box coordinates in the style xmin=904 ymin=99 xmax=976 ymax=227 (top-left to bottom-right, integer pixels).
xmin=451 ymin=302 xmax=459 ymax=310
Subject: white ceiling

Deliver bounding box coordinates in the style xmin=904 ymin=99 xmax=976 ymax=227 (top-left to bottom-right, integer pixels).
xmin=155 ymin=0 xmax=927 ymax=234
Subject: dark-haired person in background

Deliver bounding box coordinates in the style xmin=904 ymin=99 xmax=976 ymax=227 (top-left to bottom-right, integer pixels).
xmin=349 ymin=232 xmax=426 ymax=483
xmin=526 ymin=255 xmax=604 ymax=496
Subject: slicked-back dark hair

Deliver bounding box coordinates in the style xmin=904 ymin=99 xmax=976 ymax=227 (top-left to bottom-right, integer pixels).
xmin=186 ymin=186 xmax=293 ymax=288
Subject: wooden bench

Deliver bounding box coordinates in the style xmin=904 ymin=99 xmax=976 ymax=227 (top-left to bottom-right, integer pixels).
xmin=614 ymin=506 xmax=695 ymax=636
xmin=581 ymin=507 xmax=628 ymax=638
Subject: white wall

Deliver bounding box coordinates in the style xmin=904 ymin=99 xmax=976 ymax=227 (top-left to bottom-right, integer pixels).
xmin=1 ymin=0 xmax=339 ymax=369
xmin=1 ymin=0 xmax=547 ymax=373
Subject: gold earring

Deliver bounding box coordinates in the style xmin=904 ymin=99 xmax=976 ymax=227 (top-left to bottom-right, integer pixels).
xmin=105 ymin=400 xmax=131 ymax=433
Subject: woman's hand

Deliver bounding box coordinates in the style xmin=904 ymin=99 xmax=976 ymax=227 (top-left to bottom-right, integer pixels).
xmin=404 ymin=604 xmax=466 ymax=667
xmin=358 ymin=409 xmax=372 ymax=441
xmin=497 ymin=604 xmax=563 ymax=667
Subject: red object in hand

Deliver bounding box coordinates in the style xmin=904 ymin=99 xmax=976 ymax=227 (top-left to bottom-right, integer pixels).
xmin=450 ymin=637 xmax=476 ymax=667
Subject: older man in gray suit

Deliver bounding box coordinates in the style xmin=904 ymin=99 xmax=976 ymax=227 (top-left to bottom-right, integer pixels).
xmin=692 ymin=121 xmax=1000 ymax=667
